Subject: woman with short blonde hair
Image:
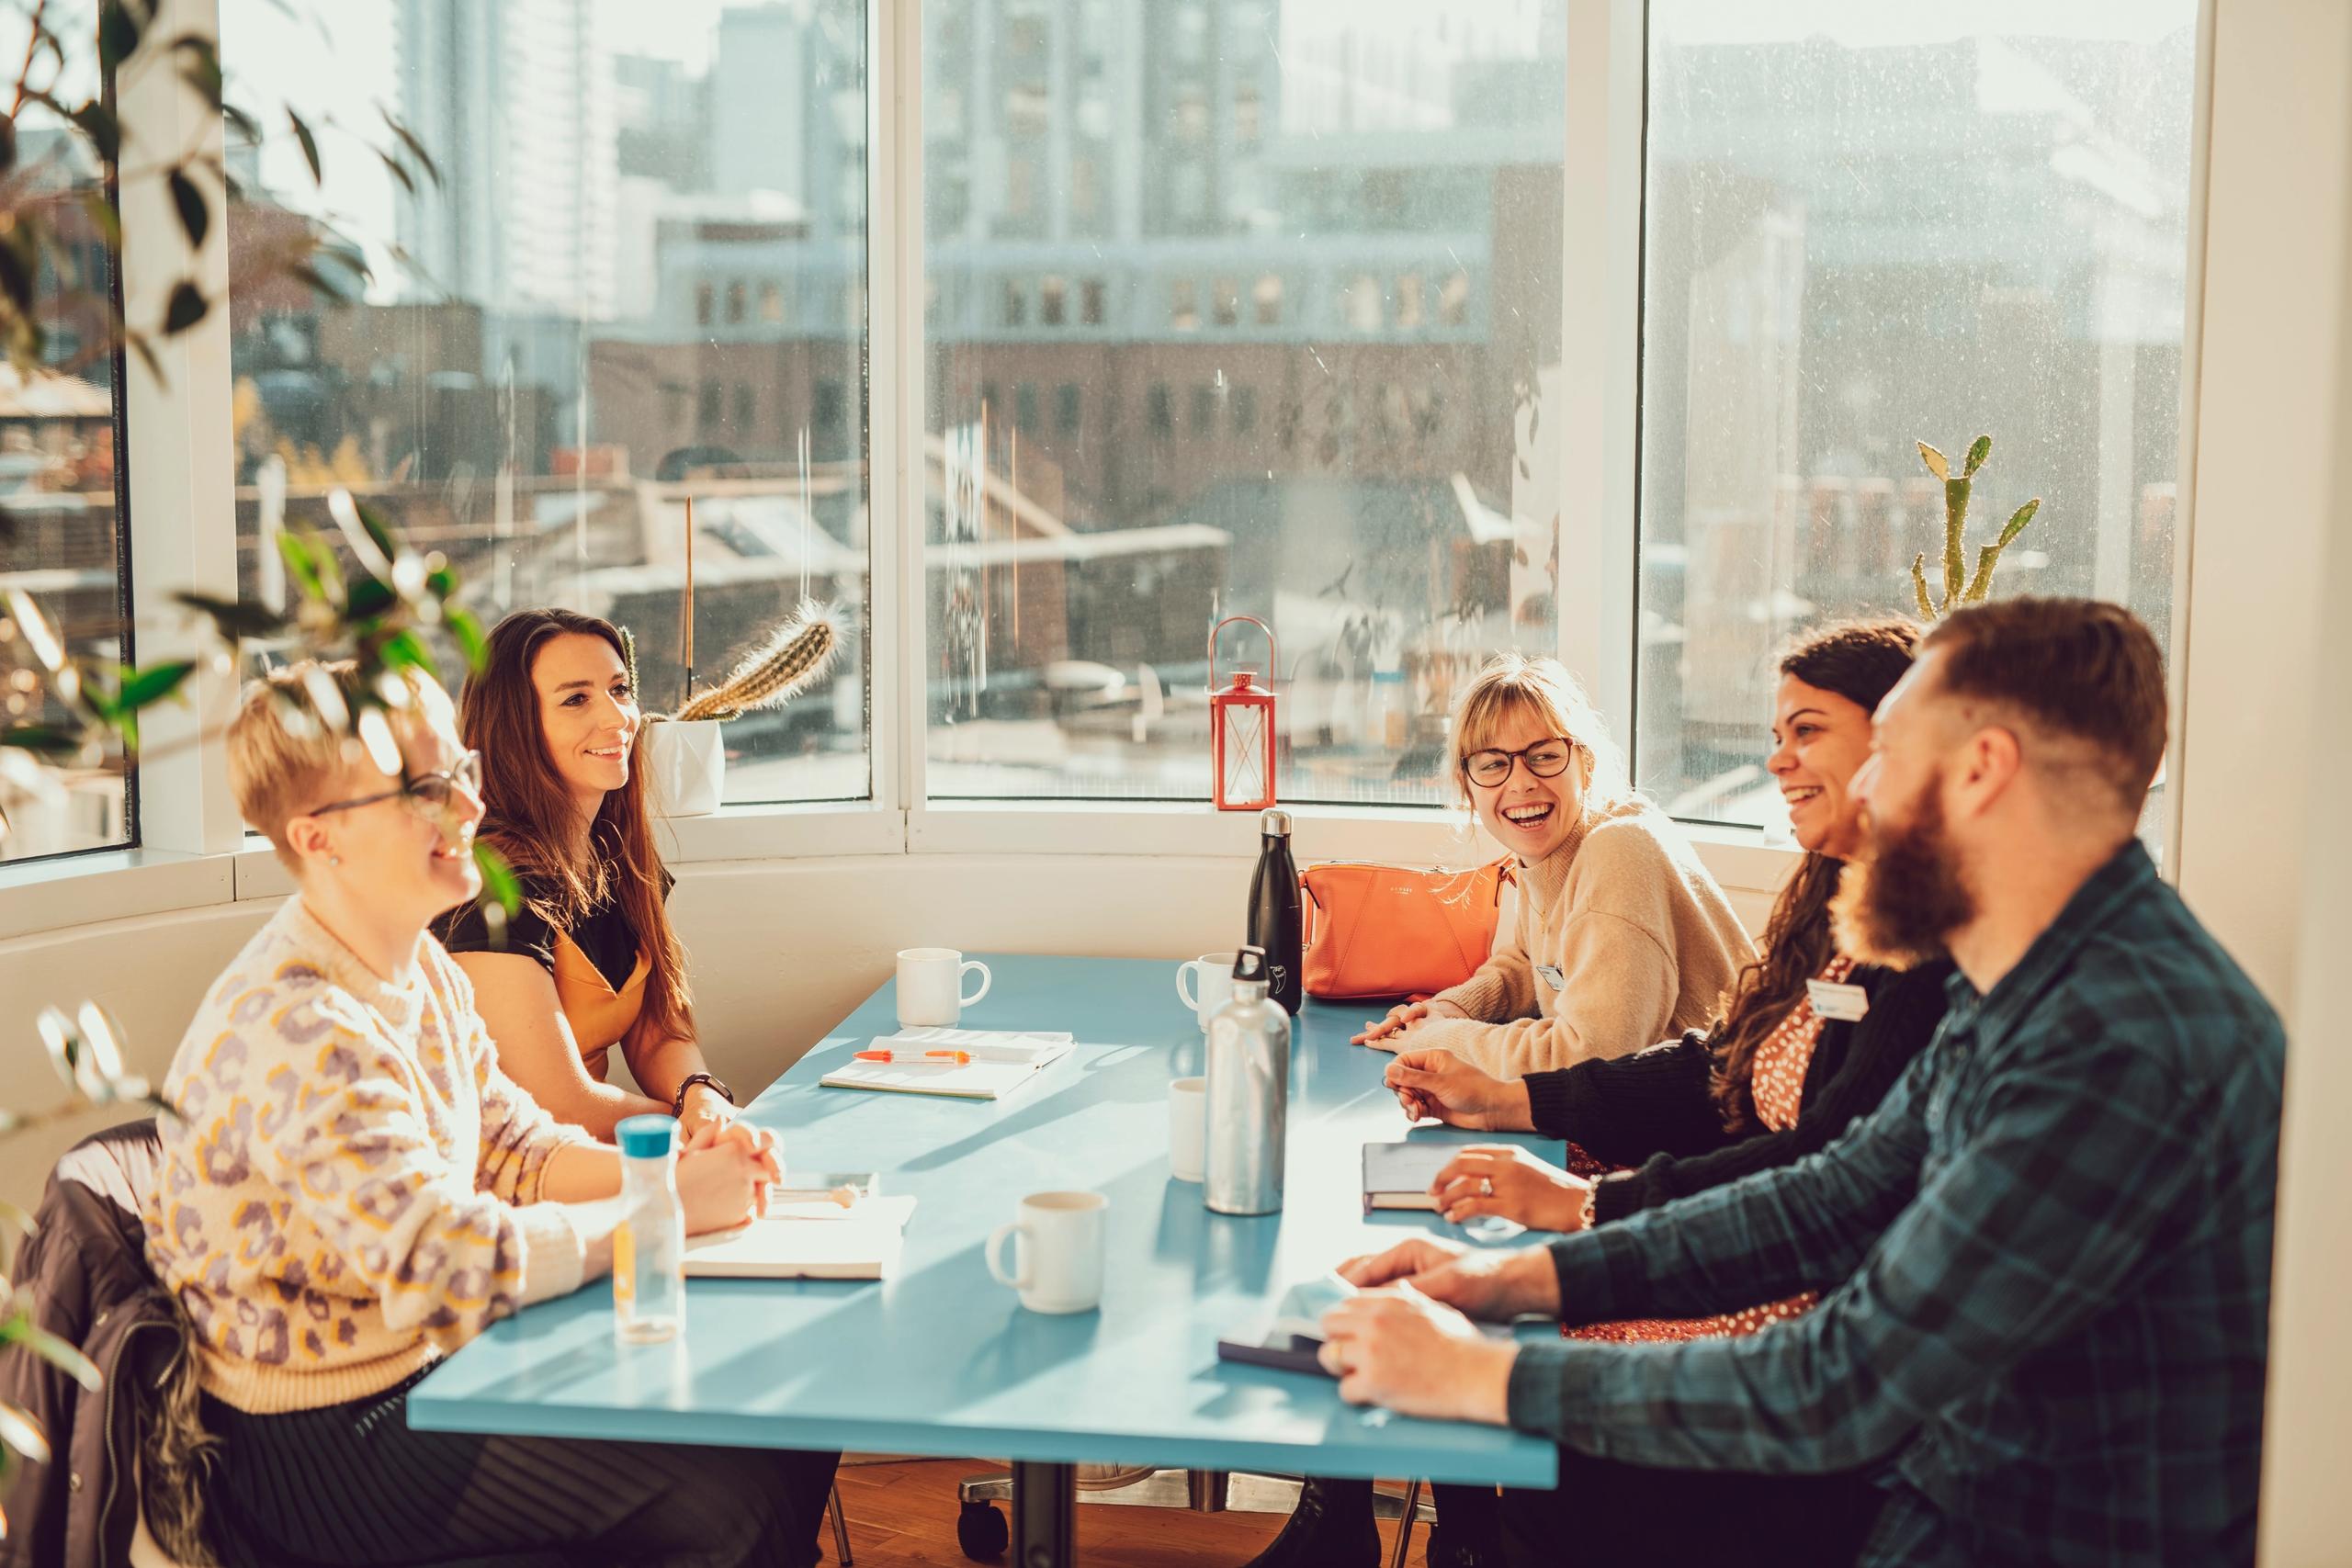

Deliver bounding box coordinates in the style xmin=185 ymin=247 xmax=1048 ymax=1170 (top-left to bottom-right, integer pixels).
xmin=1444 ymin=649 xmax=1634 ymax=814
xmin=147 ymin=660 xmax=835 ymax=1567
xmin=1353 ymin=651 xmax=1751 ymax=1077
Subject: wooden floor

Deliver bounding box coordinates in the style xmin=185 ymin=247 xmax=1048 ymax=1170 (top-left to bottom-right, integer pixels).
xmin=829 ymin=1459 xmax=1433 ymax=1567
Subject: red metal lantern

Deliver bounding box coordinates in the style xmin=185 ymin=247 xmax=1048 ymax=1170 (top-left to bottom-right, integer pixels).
xmin=1209 ymin=615 xmax=1277 ymax=811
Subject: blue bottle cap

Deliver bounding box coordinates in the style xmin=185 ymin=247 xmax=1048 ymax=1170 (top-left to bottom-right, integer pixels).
xmin=616 ymin=1114 xmax=677 ymax=1159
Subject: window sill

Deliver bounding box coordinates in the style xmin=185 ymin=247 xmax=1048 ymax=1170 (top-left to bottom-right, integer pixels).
xmin=0 ymin=847 xmax=234 ymax=942
xmin=1675 ymin=822 xmax=1804 ymax=894
xmin=908 ymin=797 xmax=1802 ymax=893
xmin=909 ymin=796 xmax=1476 ymax=862
xmin=0 ymin=801 xmax=1800 ymax=940
xmin=659 ymin=799 xmax=904 ymax=863
xmin=221 ymin=801 xmax=907 ymax=898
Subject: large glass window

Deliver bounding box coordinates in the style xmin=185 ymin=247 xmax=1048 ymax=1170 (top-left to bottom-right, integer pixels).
xmin=1636 ymin=3 xmax=2199 ymax=832
xmin=0 ymin=12 xmax=130 ymax=864
xmin=221 ymin=0 xmax=870 ymax=804
xmin=923 ymin=1 xmax=1569 ymax=806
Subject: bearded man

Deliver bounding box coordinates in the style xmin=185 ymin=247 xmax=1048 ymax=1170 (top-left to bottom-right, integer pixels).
xmin=1313 ymin=598 xmax=2284 ymax=1568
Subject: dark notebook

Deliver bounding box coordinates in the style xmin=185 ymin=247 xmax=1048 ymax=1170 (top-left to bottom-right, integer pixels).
xmin=1215 ymin=1272 xmax=1357 ymax=1378
xmin=1361 ymin=1140 xmax=1455 ymax=1213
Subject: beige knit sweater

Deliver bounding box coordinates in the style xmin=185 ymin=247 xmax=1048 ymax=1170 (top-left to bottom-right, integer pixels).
xmin=142 ymin=897 xmax=598 ymax=1414
xmin=1408 ymin=799 xmax=1755 ymax=1077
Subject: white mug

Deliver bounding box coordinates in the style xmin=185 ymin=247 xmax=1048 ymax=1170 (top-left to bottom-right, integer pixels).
xmin=898 ymin=947 xmax=992 ymax=1029
xmin=1168 ymin=1077 xmax=1207 ymax=1182
xmin=985 ymin=1190 xmax=1107 ymax=1314
xmin=1176 ymin=952 xmax=1238 ymax=1032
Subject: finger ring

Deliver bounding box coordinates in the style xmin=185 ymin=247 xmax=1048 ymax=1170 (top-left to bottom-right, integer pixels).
xmin=1479 ymin=1177 xmax=1494 ymax=1198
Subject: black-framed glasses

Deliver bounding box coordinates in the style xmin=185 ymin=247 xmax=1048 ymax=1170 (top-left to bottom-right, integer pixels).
xmin=1462 ymin=737 xmax=1577 ymax=787
xmin=308 ymin=750 xmax=484 ymax=822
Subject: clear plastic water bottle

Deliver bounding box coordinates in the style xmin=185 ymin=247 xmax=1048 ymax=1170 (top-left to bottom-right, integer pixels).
xmin=614 ymin=1114 xmax=685 ymax=1343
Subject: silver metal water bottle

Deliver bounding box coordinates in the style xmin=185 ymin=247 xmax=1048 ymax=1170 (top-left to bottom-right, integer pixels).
xmin=1204 ymin=946 xmax=1290 ymax=1215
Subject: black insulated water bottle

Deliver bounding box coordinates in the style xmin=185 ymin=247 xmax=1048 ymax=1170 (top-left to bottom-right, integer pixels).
xmin=1246 ymin=807 xmax=1303 ymax=1014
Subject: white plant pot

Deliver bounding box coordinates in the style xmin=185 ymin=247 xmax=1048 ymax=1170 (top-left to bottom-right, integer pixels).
xmin=644 ymin=719 xmax=725 ymax=817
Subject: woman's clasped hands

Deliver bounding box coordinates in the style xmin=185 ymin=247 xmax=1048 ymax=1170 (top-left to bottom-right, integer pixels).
xmin=677 ymin=1122 xmax=783 ymax=1233
xmin=1379 ymin=1047 xmax=1532 ymax=1130
xmin=1350 ymin=998 xmax=1468 ymax=1054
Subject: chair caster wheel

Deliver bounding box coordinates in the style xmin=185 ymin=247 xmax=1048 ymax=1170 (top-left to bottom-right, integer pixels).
xmin=957 ymin=1499 xmax=1010 ymax=1561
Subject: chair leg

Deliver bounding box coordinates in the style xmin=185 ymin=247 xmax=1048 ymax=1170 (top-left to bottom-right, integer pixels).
xmin=829 ymin=1482 xmax=853 ymax=1565
xmin=1388 ymin=1479 xmax=1423 ymax=1568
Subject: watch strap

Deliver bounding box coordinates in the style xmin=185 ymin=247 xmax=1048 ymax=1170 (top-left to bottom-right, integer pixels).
xmin=672 ymin=1071 xmax=734 ymax=1117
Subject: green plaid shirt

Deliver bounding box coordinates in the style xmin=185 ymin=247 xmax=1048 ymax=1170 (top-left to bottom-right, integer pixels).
xmin=1507 ymin=842 xmax=2284 ymax=1566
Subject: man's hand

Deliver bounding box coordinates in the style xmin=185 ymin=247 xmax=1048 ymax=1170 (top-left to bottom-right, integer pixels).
xmin=1335 ymin=1234 xmax=1471 ymax=1287
xmin=1333 ymin=1235 xmax=1561 ymax=1321
xmin=1430 ymin=1145 xmax=1590 ymax=1231
xmin=1317 ymin=1285 xmax=1519 ymax=1424
xmin=1383 ymin=1051 xmax=1534 ymax=1132
xmin=676 ymin=1127 xmax=781 ymax=1233
xmin=1352 ymin=998 xmax=1469 ymax=1052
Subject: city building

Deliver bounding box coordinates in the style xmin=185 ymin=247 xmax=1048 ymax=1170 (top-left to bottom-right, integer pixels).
xmin=393 ymin=0 xmax=620 ymax=320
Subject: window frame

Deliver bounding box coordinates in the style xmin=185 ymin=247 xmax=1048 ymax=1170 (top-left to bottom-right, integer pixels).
xmin=1 ymin=0 xmax=2216 ymax=933
xmin=0 ymin=47 xmax=147 ymax=870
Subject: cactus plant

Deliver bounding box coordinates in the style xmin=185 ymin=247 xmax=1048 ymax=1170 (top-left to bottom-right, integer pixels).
xmin=1909 ymin=434 xmax=2041 ymax=621
xmin=673 ymin=601 xmax=841 ymax=722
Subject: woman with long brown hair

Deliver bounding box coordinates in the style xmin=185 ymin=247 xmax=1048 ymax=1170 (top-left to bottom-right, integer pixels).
xmin=435 ymin=608 xmax=741 ymax=1143
xmin=1240 ymin=617 xmax=1952 ymax=1568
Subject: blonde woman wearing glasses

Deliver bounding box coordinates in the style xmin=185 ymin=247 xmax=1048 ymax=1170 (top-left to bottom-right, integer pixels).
xmin=1352 ymin=652 xmax=1752 ymax=1078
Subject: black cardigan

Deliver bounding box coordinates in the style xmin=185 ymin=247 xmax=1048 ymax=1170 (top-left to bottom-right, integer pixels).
xmin=1521 ymin=960 xmax=1956 ymax=1225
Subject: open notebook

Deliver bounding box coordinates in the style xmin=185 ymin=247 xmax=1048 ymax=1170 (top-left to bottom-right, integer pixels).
xmin=683 ymin=1195 xmax=919 ymax=1280
xmin=819 ymin=1057 xmax=1046 ymax=1100
xmin=819 ymin=1029 xmax=1076 ymax=1100
xmin=871 ymin=1027 xmax=1074 ymax=1066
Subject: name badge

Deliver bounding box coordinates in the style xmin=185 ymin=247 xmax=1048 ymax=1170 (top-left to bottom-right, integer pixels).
xmin=1535 ymin=964 xmax=1567 ymax=992
xmin=1806 ymin=979 xmax=1871 ymax=1022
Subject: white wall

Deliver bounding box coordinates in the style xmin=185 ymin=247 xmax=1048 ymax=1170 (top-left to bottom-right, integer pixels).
xmin=2174 ymin=0 xmax=2351 ymax=1011
xmin=2261 ymin=389 xmax=2352 ymax=1557
xmin=0 ymin=900 xmax=270 ymax=1214
xmin=2235 ymin=0 xmax=2352 ymax=1552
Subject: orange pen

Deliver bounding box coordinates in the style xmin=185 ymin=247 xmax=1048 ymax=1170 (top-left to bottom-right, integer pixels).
xmin=854 ymin=1049 xmax=973 ymax=1064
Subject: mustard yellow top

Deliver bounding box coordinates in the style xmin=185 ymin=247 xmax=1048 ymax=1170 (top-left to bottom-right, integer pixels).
xmin=551 ymin=928 xmax=650 ymax=1080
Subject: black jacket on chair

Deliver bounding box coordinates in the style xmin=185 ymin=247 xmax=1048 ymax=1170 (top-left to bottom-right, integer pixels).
xmin=0 ymin=1119 xmax=196 ymax=1568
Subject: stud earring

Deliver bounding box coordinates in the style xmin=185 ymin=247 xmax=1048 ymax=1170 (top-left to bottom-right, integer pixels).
xmin=329 ymin=854 xmax=342 ymax=867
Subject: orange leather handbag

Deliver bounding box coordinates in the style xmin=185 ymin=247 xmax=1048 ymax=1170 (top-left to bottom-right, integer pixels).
xmin=1298 ymin=858 xmax=1514 ymax=1002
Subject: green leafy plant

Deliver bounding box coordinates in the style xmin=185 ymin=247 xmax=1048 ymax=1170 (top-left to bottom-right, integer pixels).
xmin=0 ymin=0 xmax=433 ymax=541
xmin=0 ymin=487 xmax=515 ymax=1535
xmin=0 ymin=0 xmax=448 ymax=1499
xmin=672 ymin=601 xmax=840 ymax=723
xmin=3 ymin=485 xmax=493 ymax=853
xmin=1910 ymin=434 xmax=2042 ymax=620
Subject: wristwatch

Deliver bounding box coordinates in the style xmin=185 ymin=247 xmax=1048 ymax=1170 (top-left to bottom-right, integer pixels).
xmin=672 ymin=1072 xmax=735 ymax=1118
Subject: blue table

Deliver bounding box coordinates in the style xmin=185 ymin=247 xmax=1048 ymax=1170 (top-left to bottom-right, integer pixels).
xmin=411 ymin=955 xmax=1561 ymax=1562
